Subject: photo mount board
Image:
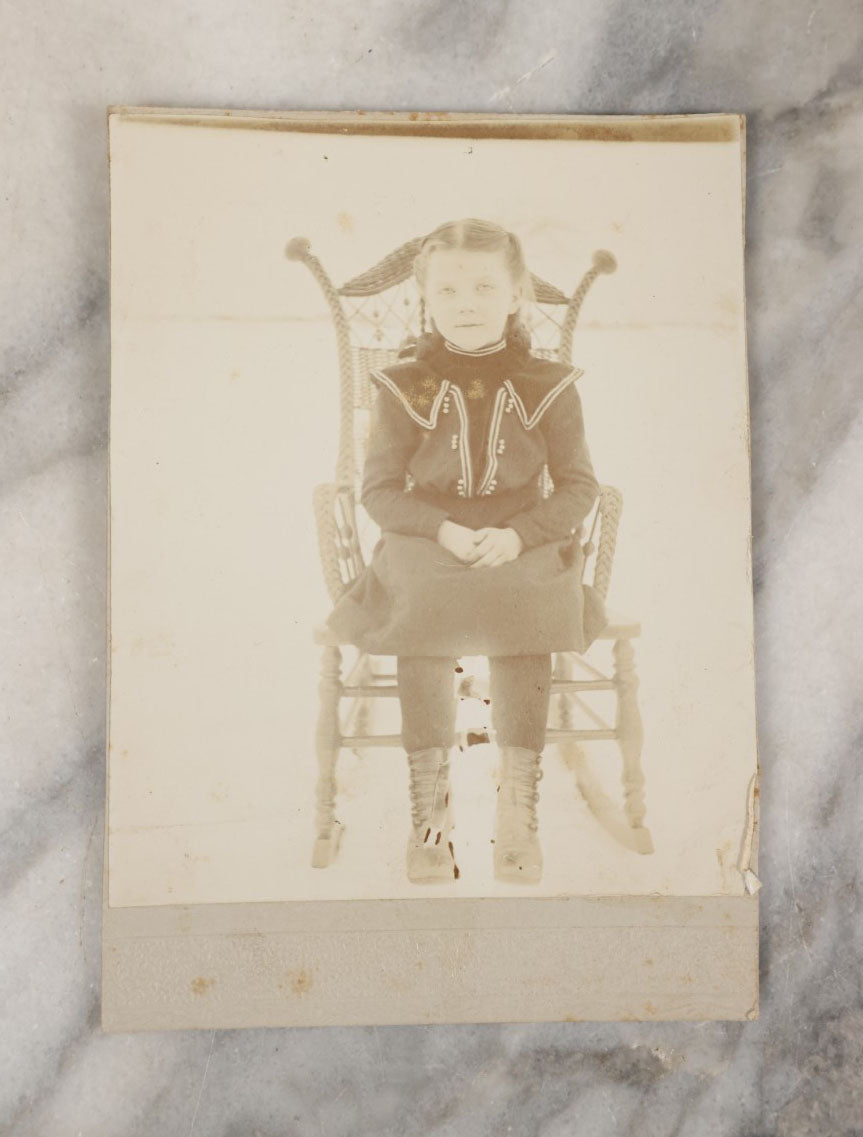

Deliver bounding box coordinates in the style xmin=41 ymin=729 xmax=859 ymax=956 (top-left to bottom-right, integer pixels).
xmin=103 ymin=107 xmax=758 ymax=1030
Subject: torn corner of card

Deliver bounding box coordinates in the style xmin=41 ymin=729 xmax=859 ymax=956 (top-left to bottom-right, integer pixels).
xmin=737 ymin=767 xmax=762 ymax=895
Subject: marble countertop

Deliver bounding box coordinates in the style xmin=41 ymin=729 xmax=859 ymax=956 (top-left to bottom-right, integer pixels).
xmin=2 ymin=2 xmax=862 ymax=1134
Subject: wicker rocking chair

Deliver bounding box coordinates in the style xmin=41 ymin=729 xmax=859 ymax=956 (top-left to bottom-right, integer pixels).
xmin=285 ymin=234 xmax=654 ymax=870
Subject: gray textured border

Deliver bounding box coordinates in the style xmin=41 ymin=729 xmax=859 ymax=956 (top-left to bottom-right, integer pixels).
xmin=102 ymin=896 xmax=758 ymax=1030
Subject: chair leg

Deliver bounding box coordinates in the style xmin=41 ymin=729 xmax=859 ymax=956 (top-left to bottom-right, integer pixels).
xmin=353 ymin=654 xmax=373 ymax=744
xmin=613 ymin=638 xmax=654 ymax=854
xmin=312 ymin=645 xmax=345 ymax=868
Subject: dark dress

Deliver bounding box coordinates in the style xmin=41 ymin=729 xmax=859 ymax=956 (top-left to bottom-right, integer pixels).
xmin=326 ymin=328 xmax=607 ymax=658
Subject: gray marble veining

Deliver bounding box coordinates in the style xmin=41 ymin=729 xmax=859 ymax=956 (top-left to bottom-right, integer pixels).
xmin=2 ymin=1 xmax=862 ymax=1134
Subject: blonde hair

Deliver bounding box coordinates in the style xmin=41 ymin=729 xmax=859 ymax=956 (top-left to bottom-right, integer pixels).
xmin=413 ymin=218 xmax=535 ymax=323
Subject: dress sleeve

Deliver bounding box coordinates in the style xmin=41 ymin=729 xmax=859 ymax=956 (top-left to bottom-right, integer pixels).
xmin=504 ymin=383 xmax=599 ymax=550
xmin=360 ymin=387 xmax=451 ymax=540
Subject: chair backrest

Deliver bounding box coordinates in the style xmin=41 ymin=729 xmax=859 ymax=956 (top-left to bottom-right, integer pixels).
xmin=286 ymin=235 xmax=618 ymax=601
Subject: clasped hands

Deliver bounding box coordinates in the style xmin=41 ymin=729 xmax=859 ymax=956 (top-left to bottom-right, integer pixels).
xmin=437 ymin=519 xmax=523 ymax=568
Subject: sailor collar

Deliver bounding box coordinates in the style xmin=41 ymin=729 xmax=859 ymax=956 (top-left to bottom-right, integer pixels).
xmin=370 ymin=342 xmax=582 ymax=431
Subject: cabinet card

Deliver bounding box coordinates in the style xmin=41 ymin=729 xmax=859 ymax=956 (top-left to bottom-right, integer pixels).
xmin=104 ymin=109 xmax=758 ymax=1030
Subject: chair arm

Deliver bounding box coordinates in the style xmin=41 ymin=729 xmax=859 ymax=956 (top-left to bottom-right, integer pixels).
xmin=313 ymin=483 xmax=365 ymax=604
xmin=592 ymin=485 xmax=623 ymax=603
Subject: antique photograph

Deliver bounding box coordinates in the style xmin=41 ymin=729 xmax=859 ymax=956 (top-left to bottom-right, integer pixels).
xmin=107 ymin=111 xmax=756 ymax=921
xmin=301 ymin=217 xmax=640 ymax=889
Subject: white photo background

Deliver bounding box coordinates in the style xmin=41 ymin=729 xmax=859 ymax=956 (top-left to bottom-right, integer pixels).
xmin=108 ymin=118 xmax=754 ymax=905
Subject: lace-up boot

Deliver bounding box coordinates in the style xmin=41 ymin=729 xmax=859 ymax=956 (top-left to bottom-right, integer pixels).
xmin=494 ymin=746 xmax=543 ymax=883
xmin=405 ymin=748 xmax=457 ymax=883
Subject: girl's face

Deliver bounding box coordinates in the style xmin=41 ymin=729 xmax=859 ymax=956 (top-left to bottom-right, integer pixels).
xmin=422 ymin=247 xmax=522 ymax=352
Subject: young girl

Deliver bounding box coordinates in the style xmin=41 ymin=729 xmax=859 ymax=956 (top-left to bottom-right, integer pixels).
xmin=327 ymin=218 xmax=604 ymax=884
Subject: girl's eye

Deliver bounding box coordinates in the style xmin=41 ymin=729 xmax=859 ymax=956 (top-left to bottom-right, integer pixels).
xmin=477 ymin=283 xmax=495 ymax=292
xmin=438 ymin=287 xmax=455 ymax=296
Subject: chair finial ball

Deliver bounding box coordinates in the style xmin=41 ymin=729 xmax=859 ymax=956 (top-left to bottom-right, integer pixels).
xmin=593 ymin=249 xmax=617 ymax=274
xmin=285 ymin=236 xmax=311 ymax=261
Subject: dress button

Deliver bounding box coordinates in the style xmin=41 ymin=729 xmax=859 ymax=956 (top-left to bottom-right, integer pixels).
xmin=451 ymin=434 xmax=458 ymax=449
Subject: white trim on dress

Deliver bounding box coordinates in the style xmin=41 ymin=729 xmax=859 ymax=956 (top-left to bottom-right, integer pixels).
xmin=447 ymin=384 xmax=474 ymax=498
xmin=370 ymin=370 xmax=450 ymax=430
xmin=442 ymin=336 xmax=508 ymax=357
xmin=476 ymin=387 xmax=509 ymax=497
xmin=503 ymin=369 xmax=583 ymax=430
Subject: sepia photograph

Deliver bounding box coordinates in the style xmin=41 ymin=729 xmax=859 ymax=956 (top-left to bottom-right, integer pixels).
xmin=104 ymin=109 xmax=757 ymax=1025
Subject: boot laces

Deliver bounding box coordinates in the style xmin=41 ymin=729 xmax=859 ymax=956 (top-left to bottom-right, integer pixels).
xmin=407 ymin=751 xmax=450 ymax=845
xmin=502 ymin=751 xmax=543 ymax=835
